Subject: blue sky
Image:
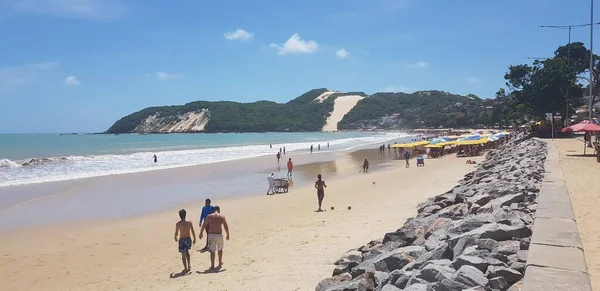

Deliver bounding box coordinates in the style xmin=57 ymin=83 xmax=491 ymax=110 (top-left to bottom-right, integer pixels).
xmin=0 ymin=0 xmax=598 ymax=133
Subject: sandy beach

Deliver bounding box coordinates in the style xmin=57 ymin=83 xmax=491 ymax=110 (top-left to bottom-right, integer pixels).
xmin=553 ymin=138 xmax=600 ymax=291
xmin=0 ymin=150 xmax=481 ymax=291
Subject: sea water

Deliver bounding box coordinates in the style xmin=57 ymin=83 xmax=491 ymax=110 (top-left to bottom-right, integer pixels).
xmin=0 ymin=132 xmax=407 ymax=187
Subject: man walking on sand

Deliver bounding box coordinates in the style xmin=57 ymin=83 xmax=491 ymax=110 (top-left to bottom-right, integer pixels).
xmin=200 ymin=206 xmax=230 ymax=270
xmin=404 ymin=150 xmax=411 ymax=168
xmin=174 ymin=209 xmax=196 ymax=273
xmin=287 ymin=158 xmax=293 ymax=178
xmin=199 ymin=199 xmax=216 ymax=251
xmin=314 ymin=174 xmax=327 ymax=212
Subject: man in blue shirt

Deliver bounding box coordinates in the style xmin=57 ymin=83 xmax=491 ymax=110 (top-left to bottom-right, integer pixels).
xmin=199 ymin=198 xmax=216 ymax=251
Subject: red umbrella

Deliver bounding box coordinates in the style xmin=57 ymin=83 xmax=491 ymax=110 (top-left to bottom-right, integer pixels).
xmin=561 ymin=120 xmax=600 ymax=132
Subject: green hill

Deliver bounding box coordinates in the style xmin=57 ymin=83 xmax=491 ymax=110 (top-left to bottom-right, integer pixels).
xmin=106 ymin=89 xmax=507 ymax=134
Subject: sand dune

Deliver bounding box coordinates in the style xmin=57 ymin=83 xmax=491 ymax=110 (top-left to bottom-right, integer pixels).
xmin=313 ymin=91 xmax=338 ymax=103
xmin=322 ymin=95 xmax=365 ymax=132
xmin=134 ymin=110 xmax=209 ymax=133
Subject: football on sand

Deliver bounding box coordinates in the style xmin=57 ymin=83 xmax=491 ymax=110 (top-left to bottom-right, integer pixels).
xmin=348 ymin=206 xmax=351 ymax=210
xmin=331 ymin=207 xmax=334 ymax=210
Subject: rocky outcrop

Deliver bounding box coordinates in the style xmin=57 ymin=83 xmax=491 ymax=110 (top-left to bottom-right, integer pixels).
xmin=134 ymin=109 xmax=209 ymax=133
xmin=316 ymin=134 xmax=546 ymax=291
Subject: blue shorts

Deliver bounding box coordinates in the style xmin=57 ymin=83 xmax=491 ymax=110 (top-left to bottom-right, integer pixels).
xmin=178 ymin=237 xmax=192 ymax=253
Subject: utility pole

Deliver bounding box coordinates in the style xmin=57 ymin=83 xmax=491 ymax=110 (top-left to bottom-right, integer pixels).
xmin=539 ymin=21 xmax=600 ymax=125
xmin=590 ymin=0 xmax=595 ymax=121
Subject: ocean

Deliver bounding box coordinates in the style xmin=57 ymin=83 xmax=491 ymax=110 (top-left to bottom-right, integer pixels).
xmin=0 ymin=132 xmax=408 ymax=187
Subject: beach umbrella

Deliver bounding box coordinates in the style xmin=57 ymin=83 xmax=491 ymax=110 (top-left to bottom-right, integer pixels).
xmin=464 ymin=135 xmax=482 ymax=141
xmin=456 ymin=139 xmax=490 ymax=145
xmin=391 ymin=143 xmax=414 ymax=148
xmin=561 ymin=120 xmax=600 ymax=133
xmin=425 ymin=144 xmax=444 ymax=148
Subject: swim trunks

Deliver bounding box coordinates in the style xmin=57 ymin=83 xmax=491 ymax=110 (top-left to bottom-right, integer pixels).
xmin=178 ymin=237 xmax=192 ymax=253
xmin=317 ymin=189 xmax=325 ymax=200
xmin=207 ymin=233 xmax=224 ymax=252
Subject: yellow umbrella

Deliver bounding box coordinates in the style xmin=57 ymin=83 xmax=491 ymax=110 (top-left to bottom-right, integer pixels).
xmin=425 ymin=144 xmax=444 ymax=148
xmin=456 ymin=139 xmax=490 ymax=145
xmin=391 ymin=143 xmax=414 ymax=148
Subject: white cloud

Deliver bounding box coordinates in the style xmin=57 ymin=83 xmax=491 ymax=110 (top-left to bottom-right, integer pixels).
xmin=269 ymin=33 xmax=318 ymax=55
xmin=64 ymin=75 xmax=80 ymax=86
xmin=0 ymin=62 xmax=58 ymax=91
xmin=6 ymin=0 xmax=126 ymax=20
xmin=405 ymin=61 xmax=428 ymax=69
xmin=224 ymin=29 xmax=254 ymax=41
xmin=156 ymin=72 xmax=184 ymax=80
xmin=335 ymin=49 xmax=350 ymax=59
xmin=467 ymin=77 xmax=480 ymax=84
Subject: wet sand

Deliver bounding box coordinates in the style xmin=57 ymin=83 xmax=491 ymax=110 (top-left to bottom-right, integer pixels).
xmin=0 ymin=149 xmax=481 ymax=291
xmin=553 ymin=138 xmax=600 ymax=291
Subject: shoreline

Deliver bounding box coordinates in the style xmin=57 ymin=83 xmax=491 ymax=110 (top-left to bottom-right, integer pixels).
xmin=0 ymin=139 xmax=409 ymax=231
xmin=0 ymin=145 xmax=481 ymax=291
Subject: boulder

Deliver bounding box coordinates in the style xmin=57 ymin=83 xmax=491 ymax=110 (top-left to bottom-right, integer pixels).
xmin=414 ymin=243 xmax=452 ymax=268
xmin=333 ymin=264 xmax=350 ymax=276
xmin=388 ymin=270 xmax=412 ymax=289
xmin=419 ymin=259 xmax=453 ymax=270
xmin=509 ymin=262 xmax=526 ymax=274
xmin=373 ymin=271 xmax=390 ymax=288
xmin=335 ymin=250 xmax=362 ymax=265
xmin=380 ymin=284 xmax=403 ymax=291
xmin=477 ymin=238 xmax=499 ymax=252
xmin=403 ymin=283 xmax=433 ymax=291
xmin=350 ymin=260 xmax=376 ymax=278
xmin=516 ymin=250 xmax=527 ymax=262
xmin=317 ymin=278 xmax=368 ymax=291
xmin=452 ymin=265 xmax=489 ymax=287
xmin=383 ymin=227 xmax=418 ymax=245
xmin=316 ymin=272 xmax=352 ymax=291
xmin=452 ymin=255 xmax=489 ymax=273
xmin=519 ymin=237 xmax=530 ymax=250
xmin=405 ymin=276 xmax=429 ymax=286
xmin=487 ymin=266 xmax=523 ymax=284
xmin=489 ymin=276 xmax=508 ymax=291
xmin=416 ymin=264 xmax=455 ymax=282
xmin=496 ymin=240 xmax=520 ymax=256
xmin=373 ymin=247 xmax=424 ymax=272
xmin=506 ymin=280 xmax=523 ymax=291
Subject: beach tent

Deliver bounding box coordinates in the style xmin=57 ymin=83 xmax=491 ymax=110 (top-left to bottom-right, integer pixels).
xmin=463 ymin=134 xmax=483 ymax=141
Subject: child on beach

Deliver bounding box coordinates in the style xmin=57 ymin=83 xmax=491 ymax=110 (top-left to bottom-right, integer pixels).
xmin=314 ymin=174 xmax=327 ymax=212
xmin=174 ymin=209 xmax=196 ymax=273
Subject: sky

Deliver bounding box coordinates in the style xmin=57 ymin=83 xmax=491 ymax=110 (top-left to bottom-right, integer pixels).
xmin=0 ymin=0 xmax=599 ymax=133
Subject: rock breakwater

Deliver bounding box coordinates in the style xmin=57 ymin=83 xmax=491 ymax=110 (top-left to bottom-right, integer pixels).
xmin=316 ymin=136 xmax=547 ymax=291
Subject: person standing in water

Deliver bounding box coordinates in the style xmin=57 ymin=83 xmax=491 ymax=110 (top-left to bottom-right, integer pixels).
xmin=327 ymin=142 xmax=329 ymax=148
xmin=314 ymin=174 xmax=327 ymax=212
xmin=276 ymin=152 xmax=281 ymax=162
xmin=283 ymin=146 xmax=286 ymax=155
xmin=174 ymin=209 xmax=196 ymax=273
xmin=310 ymin=145 xmax=313 ymax=153
xmin=153 ymin=154 xmax=157 ymax=163
xmin=318 ymin=144 xmax=321 ymax=151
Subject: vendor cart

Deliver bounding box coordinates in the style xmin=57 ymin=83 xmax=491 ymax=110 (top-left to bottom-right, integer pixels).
xmin=273 ymin=178 xmax=289 ymax=193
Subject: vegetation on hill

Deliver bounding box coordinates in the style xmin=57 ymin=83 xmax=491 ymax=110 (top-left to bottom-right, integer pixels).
xmin=337 ymin=91 xmax=511 ymax=129
xmin=106 ymin=89 xmax=358 ymax=133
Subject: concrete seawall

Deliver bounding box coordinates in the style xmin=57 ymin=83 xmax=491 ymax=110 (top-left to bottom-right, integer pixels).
xmin=523 ymin=139 xmax=592 ymax=291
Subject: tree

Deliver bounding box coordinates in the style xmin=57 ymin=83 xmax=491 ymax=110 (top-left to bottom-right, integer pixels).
xmin=503 ymin=43 xmax=588 ymax=121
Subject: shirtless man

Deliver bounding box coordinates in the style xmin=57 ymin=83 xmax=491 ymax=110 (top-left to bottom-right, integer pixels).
xmin=174 ymin=209 xmax=196 ymax=273
xmin=200 ymin=206 xmax=230 ymax=269
xmin=314 ymin=174 xmax=327 ymax=212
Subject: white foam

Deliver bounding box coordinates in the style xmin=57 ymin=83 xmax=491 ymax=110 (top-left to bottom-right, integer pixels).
xmin=0 ymin=133 xmax=408 ymax=187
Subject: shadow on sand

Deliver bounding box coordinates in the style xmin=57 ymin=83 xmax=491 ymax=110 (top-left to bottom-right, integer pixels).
xmin=197 ymin=267 xmax=227 ymax=274
xmin=169 ymin=270 xmax=191 ymax=278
